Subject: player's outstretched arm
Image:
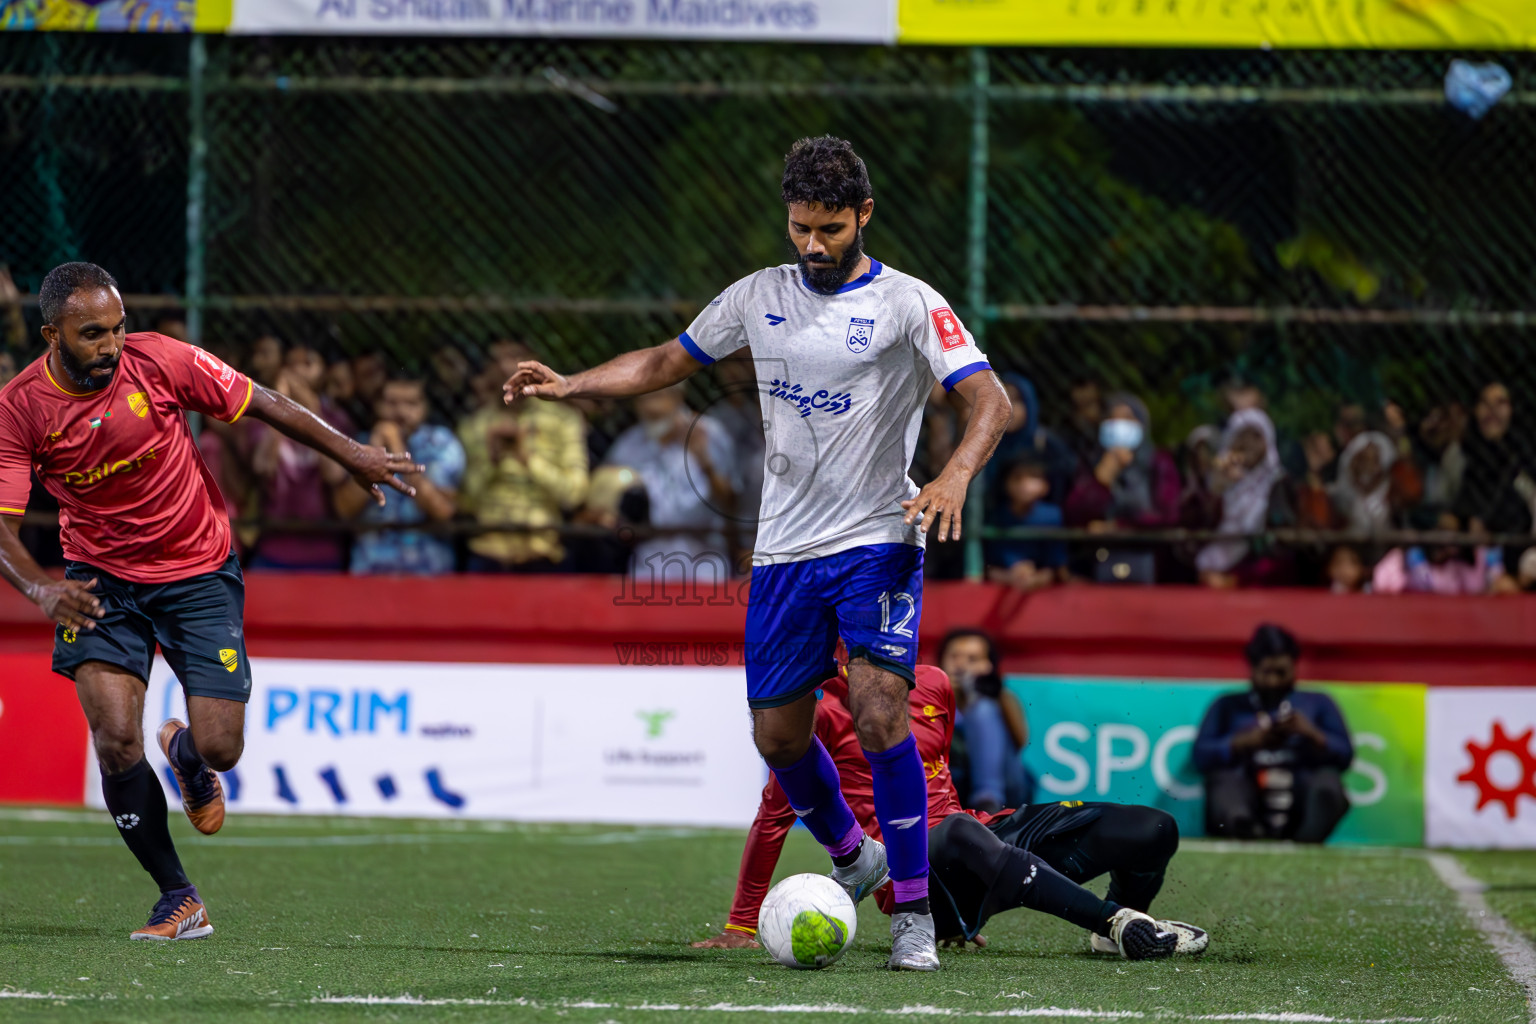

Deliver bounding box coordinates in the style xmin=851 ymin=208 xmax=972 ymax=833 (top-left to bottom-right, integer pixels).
xmin=504 ymin=338 xmax=701 ymax=405
xmin=902 ymin=369 xmax=1011 ymax=542
xmin=0 ymin=517 xmax=103 ymax=631
xmin=244 ymin=384 xmax=423 ymax=507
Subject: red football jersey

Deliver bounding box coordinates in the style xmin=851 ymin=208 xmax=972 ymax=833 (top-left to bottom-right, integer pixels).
xmin=0 ymin=333 xmax=254 ymax=584
xmin=726 ymin=665 xmax=1004 ymax=933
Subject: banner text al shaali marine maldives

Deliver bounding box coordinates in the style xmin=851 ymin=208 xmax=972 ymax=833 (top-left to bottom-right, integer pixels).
xmin=230 ymin=0 xmax=895 ymax=40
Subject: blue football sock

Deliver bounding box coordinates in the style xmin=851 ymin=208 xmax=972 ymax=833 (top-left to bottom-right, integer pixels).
xmin=865 ymin=733 xmax=929 ymax=904
xmin=770 ymin=736 xmax=862 ymax=858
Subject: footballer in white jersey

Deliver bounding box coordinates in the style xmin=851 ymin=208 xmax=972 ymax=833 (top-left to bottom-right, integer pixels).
xmin=505 ymin=136 xmax=1010 ymax=971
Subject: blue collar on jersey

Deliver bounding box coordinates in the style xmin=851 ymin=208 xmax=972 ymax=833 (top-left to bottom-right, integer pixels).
xmin=798 ymin=258 xmax=884 ymax=295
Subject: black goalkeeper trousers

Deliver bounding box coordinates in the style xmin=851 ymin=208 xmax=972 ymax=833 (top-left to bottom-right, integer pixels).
xmin=927 ymin=803 xmax=1179 ymax=940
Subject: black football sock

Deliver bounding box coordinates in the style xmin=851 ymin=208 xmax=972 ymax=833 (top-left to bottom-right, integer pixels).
xmin=830 ymin=838 xmax=863 ymax=869
xmin=893 ymin=898 xmax=931 ymax=916
xmin=998 ymin=849 xmax=1116 ymax=935
xmin=101 ymin=759 xmax=190 ymax=894
xmin=171 ymin=728 xmax=205 ymax=778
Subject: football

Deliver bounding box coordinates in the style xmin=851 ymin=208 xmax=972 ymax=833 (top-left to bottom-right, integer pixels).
xmin=756 ymin=873 xmax=858 ymax=970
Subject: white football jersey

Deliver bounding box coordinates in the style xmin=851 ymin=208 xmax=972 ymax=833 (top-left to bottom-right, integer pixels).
xmin=680 ymin=259 xmax=991 ymax=566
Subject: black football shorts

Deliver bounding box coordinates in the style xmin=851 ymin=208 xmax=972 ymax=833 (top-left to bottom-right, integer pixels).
xmin=52 ymin=551 xmax=252 ymax=703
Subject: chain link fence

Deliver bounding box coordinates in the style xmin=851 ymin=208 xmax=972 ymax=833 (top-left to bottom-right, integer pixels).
xmin=2 ymin=35 xmax=1533 ymax=579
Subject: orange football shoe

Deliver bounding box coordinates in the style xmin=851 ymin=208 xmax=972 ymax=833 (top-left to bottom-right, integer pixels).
xmin=157 ymin=719 xmax=225 ymax=835
xmin=130 ymin=886 xmax=213 ymax=941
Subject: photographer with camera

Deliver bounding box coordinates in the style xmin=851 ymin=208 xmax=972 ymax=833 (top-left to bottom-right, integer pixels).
xmin=1193 ymin=624 xmax=1354 ymax=844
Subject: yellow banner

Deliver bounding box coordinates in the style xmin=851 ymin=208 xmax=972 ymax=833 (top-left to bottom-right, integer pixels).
xmin=0 ymin=0 xmax=228 ymax=30
xmin=900 ymin=0 xmax=1536 ymax=48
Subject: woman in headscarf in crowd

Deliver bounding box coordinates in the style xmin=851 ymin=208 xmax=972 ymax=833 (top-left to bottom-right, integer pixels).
xmin=1064 ymin=393 xmax=1180 ymax=529
xmin=1196 ymin=407 xmax=1292 ymax=587
xmin=985 ymin=373 xmax=1077 ymax=506
xmin=1455 ymin=382 xmax=1535 ymax=538
xmin=1178 ymin=425 xmax=1222 ymax=526
xmin=1327 ymin=431 xmax=1398 ymax=534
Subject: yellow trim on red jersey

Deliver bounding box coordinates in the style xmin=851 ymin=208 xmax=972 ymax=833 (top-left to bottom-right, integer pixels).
xmin=0 ymin=506 xmax=26 ymax=516
xmin=225 ymin=377 xmax=255 ymax=424
xmin=42 ymin=360 xmax=91 ymax=398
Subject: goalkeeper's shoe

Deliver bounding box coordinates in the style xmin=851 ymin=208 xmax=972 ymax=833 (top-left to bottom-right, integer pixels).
xmin=158 ymin=719 xmax=225 ymax=835
xmin=1104 ymin=908 xmax=1177 ymax=961
xmin=130 ymin=886 xmax=212 ymax=941
xmin=829 ymin=837 xmax=890 ymax=905
xmin=1090 ymin=918 xmax=1208 ymax=956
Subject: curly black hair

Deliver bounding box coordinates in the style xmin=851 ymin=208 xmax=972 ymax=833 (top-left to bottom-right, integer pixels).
xmin=39 ymin=262 xmax=118 ymax=325
xmin=780 ymin=135 xmax=872 ymax=211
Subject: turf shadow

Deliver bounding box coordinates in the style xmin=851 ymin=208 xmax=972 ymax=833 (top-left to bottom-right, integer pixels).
xmin=561 ymin=951 xmax=711 ymax=964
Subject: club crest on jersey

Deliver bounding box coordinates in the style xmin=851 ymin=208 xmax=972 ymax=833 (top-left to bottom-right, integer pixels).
xmin=127 ymin=392 xmax=150 ymax=418
xmin=930 ymin=307 xmax=967 ymax=351
xmin=846 ymin=317 xmax=875 ymax=353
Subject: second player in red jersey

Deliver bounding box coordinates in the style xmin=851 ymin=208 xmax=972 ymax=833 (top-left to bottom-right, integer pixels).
xmin=697 ymin=662 xmax=1208 ymax=959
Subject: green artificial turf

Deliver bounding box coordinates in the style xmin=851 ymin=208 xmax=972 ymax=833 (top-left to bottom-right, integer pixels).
xmin=0 ymin=809 xmax=1527 ymax=1023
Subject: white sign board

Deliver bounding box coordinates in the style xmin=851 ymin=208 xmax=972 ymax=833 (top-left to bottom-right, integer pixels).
xmin=89 ymin=659 xmax=765 ymax=828
xmin=231 ymin=0 xmax=896 ymax=41
xmin=1426 ymin=687 xmax=1536 ymax=848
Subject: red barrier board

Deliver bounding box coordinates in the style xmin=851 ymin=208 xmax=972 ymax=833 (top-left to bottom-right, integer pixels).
xmin=0 ymin=652 xmax=89 ymax=804
xmin=0 ymin=576 xmax=1526 ymax=684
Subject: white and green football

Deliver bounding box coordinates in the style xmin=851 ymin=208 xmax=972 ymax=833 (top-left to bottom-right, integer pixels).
xmin=757 ymin=873 xmax=858 ymax=970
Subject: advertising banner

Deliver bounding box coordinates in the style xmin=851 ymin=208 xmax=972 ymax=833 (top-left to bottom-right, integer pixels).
xmin=86 ymin=658 xmax=766 ymax=827
xmin=0 ymin=653 xmax=89 ymax=805
xmin=899 ymin=0 xmax=1536 ymax=49
xmin=1426 ymin=688 xmax=1536 ymax=849
xmin=230 ymin=0 xmax=895 ymax=41
xmin=0 ymin=0 xmax=231 ymax=31
xmin=1009 ymin=677 xmax=1426 ymax=846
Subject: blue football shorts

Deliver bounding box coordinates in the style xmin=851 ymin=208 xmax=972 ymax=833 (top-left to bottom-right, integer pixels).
xmin=743 ymin=542 xmax=924 ymax=709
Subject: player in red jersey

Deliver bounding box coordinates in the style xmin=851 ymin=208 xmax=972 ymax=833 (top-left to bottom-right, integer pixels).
xmin=0 ymin=263 xmax=419 ymax=941
xmin=694 ymin=658 xmax=1209 ymax=959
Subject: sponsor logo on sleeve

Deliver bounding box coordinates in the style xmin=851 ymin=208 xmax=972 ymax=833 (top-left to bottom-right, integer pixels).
xmin=194 ymin=349 xmax=238 ymax=393
xmin=930 ymin=307 xmax=967 ymax=351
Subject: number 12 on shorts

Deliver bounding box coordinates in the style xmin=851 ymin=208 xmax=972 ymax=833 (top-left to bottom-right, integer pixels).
xmin=877 ymin=591 xmax=916 ymax=638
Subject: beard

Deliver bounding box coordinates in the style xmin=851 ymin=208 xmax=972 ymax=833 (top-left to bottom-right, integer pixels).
xmin=58 ymin=343 xmax=119 ymax=391
xmin=794 ymin=224 xmax=865 ymax=295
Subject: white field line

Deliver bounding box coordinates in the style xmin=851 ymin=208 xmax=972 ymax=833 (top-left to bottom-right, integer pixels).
xmin=0 ymin=807 xmax=733 ymax=842
xmin=0 ymin=833 xmax=501 ymax=847
xmin=0 ymin=991 xmax=1448 ymax=1022
xmin=309 ymin=996 xmax=1435 ymax=1022
xmin=1426 ymin=853 xmax=1536 ymax=1024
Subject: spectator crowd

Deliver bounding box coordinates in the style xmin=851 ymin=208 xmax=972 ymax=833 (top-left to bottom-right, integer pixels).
xmin=952 ymin=374 xmax=1536 ymax=596
xmin=0 ymin=293 xmax=1531 ymax=592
